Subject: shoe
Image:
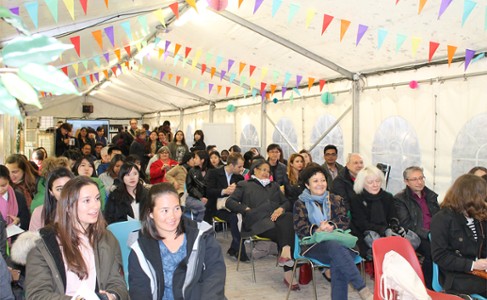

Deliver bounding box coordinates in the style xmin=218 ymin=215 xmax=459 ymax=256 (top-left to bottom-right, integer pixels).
xmin=278 ymin=257 xmax=295 ymax=267
xmin=283 ymin=278 xmax=300 ymax=291
xmin=321 ymin=268 xmax=331 ymax=282
xmin=227 ymin=248 xmax=250 ymax=262
xmin=227 ymin=248 xmax=237 ymax=257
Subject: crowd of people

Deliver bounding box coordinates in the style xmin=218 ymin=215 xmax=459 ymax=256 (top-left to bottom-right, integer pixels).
xmin=0 ymin=118 xmax=485 ymax=300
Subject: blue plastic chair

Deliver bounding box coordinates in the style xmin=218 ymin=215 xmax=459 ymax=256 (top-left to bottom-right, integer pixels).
xmin=107 ymin=219 xmax=142 ymax=286
xmin=286 ymin=234 xmax=364 ymax=300
xmin=429 ymin=234 xmax=486 ymax=300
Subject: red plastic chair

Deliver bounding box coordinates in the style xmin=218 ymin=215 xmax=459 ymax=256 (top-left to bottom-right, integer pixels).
xmin=372 ymin=236 xmax=462 ymax=300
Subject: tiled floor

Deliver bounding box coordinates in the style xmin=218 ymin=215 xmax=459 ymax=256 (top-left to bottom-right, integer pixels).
xmin=216 ymin=233 xmax=375 ymax=299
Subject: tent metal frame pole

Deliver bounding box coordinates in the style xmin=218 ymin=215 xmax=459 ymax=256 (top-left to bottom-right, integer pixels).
xmin=209 ymin=103 xmax=215 ymax=123
xmin=308 ymin=105 xmax=352 ymax=152
xmin=261 ymin=100 xmax=267 ymax=151
xmin=213 ymin=10 xmax=354 ymax=79
xmin=264 ymin=111 xmax=298 ymax=153
xmin=352 ymin=77 xmax=360 ymax=153
xmin=178 ymin=109 xmax=184 ymax=132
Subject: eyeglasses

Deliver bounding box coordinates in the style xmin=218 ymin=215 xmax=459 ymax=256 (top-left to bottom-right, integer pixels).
xmin=406 ymin=176 xmax=425 ymax=182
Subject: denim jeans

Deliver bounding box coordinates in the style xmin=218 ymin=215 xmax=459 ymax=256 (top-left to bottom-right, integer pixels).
xmin=185 ymin=196 xmax=206 ymax=222
xmin=306 ymin=240 xmax=366 ymax=300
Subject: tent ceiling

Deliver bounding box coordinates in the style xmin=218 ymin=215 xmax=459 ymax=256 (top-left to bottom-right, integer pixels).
xmin=1 ymin=0 xmax=486 ymax=115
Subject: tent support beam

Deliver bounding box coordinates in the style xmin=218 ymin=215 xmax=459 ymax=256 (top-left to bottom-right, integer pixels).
xmin=308 ymin=105 xmax=352 ymax=152
xmin=352 ymin=77 xmax=360 ymax=152
xmin=209 ymin=103 xmax=216 ymax=122
xmin=261 ymin=100 xmax=267 ymax=151
xmin=213 ymin=10 xmax=354 ymax=80
xmin=264 ymin=111 xmax=298 ymax=154
xmin=133 ymin=71 xmax=211 ymax=105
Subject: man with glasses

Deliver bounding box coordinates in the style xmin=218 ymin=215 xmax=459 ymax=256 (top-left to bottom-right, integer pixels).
xmin=321 ymin=144 xmax=343 ymax=188
xmin=394 ymin=166 xmax=439 ymax=289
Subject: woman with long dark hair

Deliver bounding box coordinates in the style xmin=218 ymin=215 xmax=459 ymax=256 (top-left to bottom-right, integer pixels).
xmin=29 ymin=167 xmax=74 ymax=231
xmin=25 ymin=177 xmax=128 ymax=299
xmin=190 ymin=129 xmax=206 ymax=152
xmin=168 ymin=130 xmax=189 ymax=164
xmin=185 ymin=150 xmax=210 ymax=222
xmin=128 ymin=183 xmax=225 ymax=299
xmin=104 ymin=162 xmax=149 ymax=224
xmin=98 ymin=154 xmax=125 ymax=195
xmin=6 ymin=154 xmax=39 ymax=209
xmin=72 ymin=155 xmax=107 ymax=208
xmin=0 ymin=165 xmax=30 ymax=231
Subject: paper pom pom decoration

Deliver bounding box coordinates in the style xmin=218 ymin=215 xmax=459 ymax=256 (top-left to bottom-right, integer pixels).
xmin=272 ymin=98 xmax=278 ymax=104
xmin=321 ymin=92 xmax=334 ymax=105
xmin=226 ymin=104 xmax=236 ymax=112
xmin=207 ymin=0 xmax=228 ymax=11
xmin=409 ymin=80 xmax=419 ymax=89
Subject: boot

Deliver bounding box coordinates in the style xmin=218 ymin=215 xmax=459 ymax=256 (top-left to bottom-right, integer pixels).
xmin=358 ymin=287 xmax=373 ymax=300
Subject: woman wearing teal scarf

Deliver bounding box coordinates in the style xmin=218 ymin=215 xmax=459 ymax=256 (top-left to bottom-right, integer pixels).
xmin=293 ymin=166 xmax=373 ymax=300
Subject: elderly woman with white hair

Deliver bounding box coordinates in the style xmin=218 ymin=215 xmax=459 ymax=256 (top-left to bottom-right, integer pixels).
xmin=350 ymin=165 xmax=419 ymax=258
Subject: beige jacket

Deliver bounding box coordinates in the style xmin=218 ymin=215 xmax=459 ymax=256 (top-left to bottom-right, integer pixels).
xmin=165 ymin=165 xmax=188 ymax=194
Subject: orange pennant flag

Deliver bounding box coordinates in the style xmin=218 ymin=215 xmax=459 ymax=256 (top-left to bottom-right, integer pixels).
xmin=340 ymin=19 xmax=351 ymax=41
xmin=103 ymin=70 xmax=109 ymax=79
xmin=418 ymin=0 xmax=428 ymax=14
xmin=217 ymin=85 xmax=222 ymax=94
xmin=114 ymin=49 xmax=121 ymax=60
xmin=125 ymin=61 xmax=130 ymax=68
xmin=239 ymin=62 xmax=246 ymax=75
xmin=158 ymin=48 xmax=164 ymax=59
xmin=447 ymin=45 xmax=457 ymax=66
xmin=92 ymin=30 xmax=103 ymax=50
xmin=81 ymin=77 xmax=87 ymax=85
xmin=308 ymin=77 xmax=315 ymax=90
xmin=174 ymin=43 xmax=181 ymax=56
xmin=168 ymin=74 xmax=173 ymax=81
xmin=185 ymin=47 xmax=192 ymax=58
xmin=201 ymin=64 xmax=207 ymax=75
xmin=428 ymin=41 xmax=439 ymax=62
xmin=249 ymin=65 xmax=256 ymax=77
xmin=270 ymin=84 xmax=277 ymax=95
xmin=169 ymin=2 xmax=179 ymax=19
xmin=210 ymin=67 xmax=216 ymax=79
xmin=104 ymin=0 xmax=109 ymax=8
xmin=225 ymin=86 xmax=231 ymax=97
xmin=238 ymin=0 xmax=244 ymax=8
xmin=176 ymin=76 xmax=181 ymax=86
xmin=124 ymin=45 xmax=131 ymax=56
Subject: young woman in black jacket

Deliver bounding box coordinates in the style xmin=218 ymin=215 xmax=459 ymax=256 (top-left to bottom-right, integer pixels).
xmin=185 ymin=151 xmax=209 ymax=222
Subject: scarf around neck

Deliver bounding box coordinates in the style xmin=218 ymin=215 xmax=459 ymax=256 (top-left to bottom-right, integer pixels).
xmin=0 ymin=186 xmax=19 ymax=225
xmin=298 ymin=188 xmax=330 ymax=226
xmin=251 ymin=175 xmax=271 ymax=187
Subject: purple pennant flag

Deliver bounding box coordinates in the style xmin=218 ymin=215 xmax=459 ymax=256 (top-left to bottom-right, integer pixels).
xmin=253 ymin=0 xmax=264 ymax=14
xmin=296 ymin=75 xmax=302 ymax=87
xmin=160 ymin=72 xmax=166 ymax=81
xmin=281 ymin=86 xmax=287 ymax=98
xmin=464 ymin=49 xmax=476 ymax=71
xmin=356 ymin=24 xmax=368 ymax=46
xmin=104 ymin=26 xmax=115 ymax=47
xmin=94 ymin=73 xmax=99 ymax=82
xmin=220 ymin=70 xmax=226 ymax=81
xmin=103 ymin=53 xmax=109 ymax=62
xmin=165 ymin=40 xmax=171 ymax=52
xmin=227 ymin=59 xmax=235 ymax=72
xmin=438 ymin=0 xmax=453 ymax=19
xmin=261 ymin=90 xmax=266 ymax=100
xmin=74 ymin=79 xmax=79 ymax=87
xmin=9 ymin=7 xmax=19 ymax=15
xmin=117 ymin=64 xmax=122 ymax=74
xmin=208 ymin=83 xmax=214 ymax=94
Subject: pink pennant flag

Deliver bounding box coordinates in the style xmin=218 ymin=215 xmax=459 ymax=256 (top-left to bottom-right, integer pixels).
xmin=104 ymin=26 xmax=115 ymax=47
xmin=356 ymin=24 xmax=368 ymax=46
xmin=253 ymin=0 xmax=264 ymax=14
xmin=464 ymin=49 xmax=475 ymax=71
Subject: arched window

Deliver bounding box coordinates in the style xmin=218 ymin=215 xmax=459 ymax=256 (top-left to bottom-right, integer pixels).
xmin=371 ymin=116 xmax=421 ymax=194
xmin=310 ymin=115 xmax=344 ymax=165
xmin=185 ymin=124 xmax=194 ymax=145
xmin=240 ymin=124 xmax=260 ymax=153
xmin=272 ymin=118 xmax=298 ymax=159
xmin=451 ymin=113 xmax=487 ymax=180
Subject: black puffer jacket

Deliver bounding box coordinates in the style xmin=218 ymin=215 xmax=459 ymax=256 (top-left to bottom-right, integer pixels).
xmin=330 ymin=167 xmax=356 ymax=211
xmin=186 ymin=167 xmax=207 ymax=199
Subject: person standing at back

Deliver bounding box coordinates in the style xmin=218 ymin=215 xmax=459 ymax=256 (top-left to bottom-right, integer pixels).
xmin=266 ymin=144 xmax=288 ymax=186
xmin=128 ymin=118 xmax=138 ymax=139
xmin=394 ymin=166 xmax=439 ymax=289
xmin=321 ymin=144 xmax=344 ymax=188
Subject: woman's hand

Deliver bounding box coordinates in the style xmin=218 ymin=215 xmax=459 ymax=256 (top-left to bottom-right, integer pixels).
xmin=8 ymin=215 xmax=20 ymax=225
xmin=317 ymin=221 xmax=334 ymax=232
xmin=99 ymin=290 xmax=117 ymax=300
xmin=270 ymin=207 xmax=284 ymax=222
xmin=473 ymin=258 xmax=487 ymax=271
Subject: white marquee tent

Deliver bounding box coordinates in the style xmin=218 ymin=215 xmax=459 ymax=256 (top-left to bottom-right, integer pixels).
xmin=1 ymin=0 xmax=487 ymax=197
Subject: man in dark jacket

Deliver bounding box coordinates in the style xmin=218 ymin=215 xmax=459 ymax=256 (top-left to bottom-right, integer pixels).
xmin=330 ymin=153 xmax=364 ymax=211
xmin=55 ymin=122 xmax=73 ymax=157
xmin=321 ymin=144 xmax=344 ymax=188
xmin=394 ymin=166 xmax=439 ymax=289
xmin=205 ymin=153 xmax=248 ymax=261
xmin=266 ymin=144 xmax=288 ymax=186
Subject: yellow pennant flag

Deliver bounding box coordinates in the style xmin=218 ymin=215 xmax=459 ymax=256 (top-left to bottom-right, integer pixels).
xmin=154 ymin=9 xmax=166 ymax=27
xmin=114 ymin=48 xmax=121 ymax=60
xmin=192 ymin=49 xmax=202 ymax=70
xmin=168 ymin=74 xmax=173 ymax=81
xmin=136 ymin=43 xmax=142 ymax=52
xmin=234 ymin=87 xmax=241 ymax=96
xmin=305 ymin=9 xmax=316 ymax=29
xmin=63 ymin=0 xmax=75 ymax=20
xmin=249 ymin=78 xmax=255 ymax=89
xmin=185 ymin=0 xmax=198 ymax=12
xmin=183 ymin=77 xmax=189 ymax=87
xmin=158 ymin=48 xmax=164 ymax=59
xmin=411 ymin=36 xmax=421 ymax=57
xmin=260 ymin=67 xmax=268 ymax=80
xmin=72 ymin=63 xmax=79 ymax=75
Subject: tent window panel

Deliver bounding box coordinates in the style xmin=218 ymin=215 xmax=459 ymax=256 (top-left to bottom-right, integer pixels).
xmin=240 ymin=124 xmax=260 ymax=153
xmin=272 ymin=118 xmax=297 ymax=160
xmin=186 ymin=124 xmax=194 ymax=145
xmin=452 ymin=113 xmax=487 ymax=180
xmin=310 ymin=115 xmax=345 ymax=166
xmin=371 ymin=116 xmax=421 ymax=195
